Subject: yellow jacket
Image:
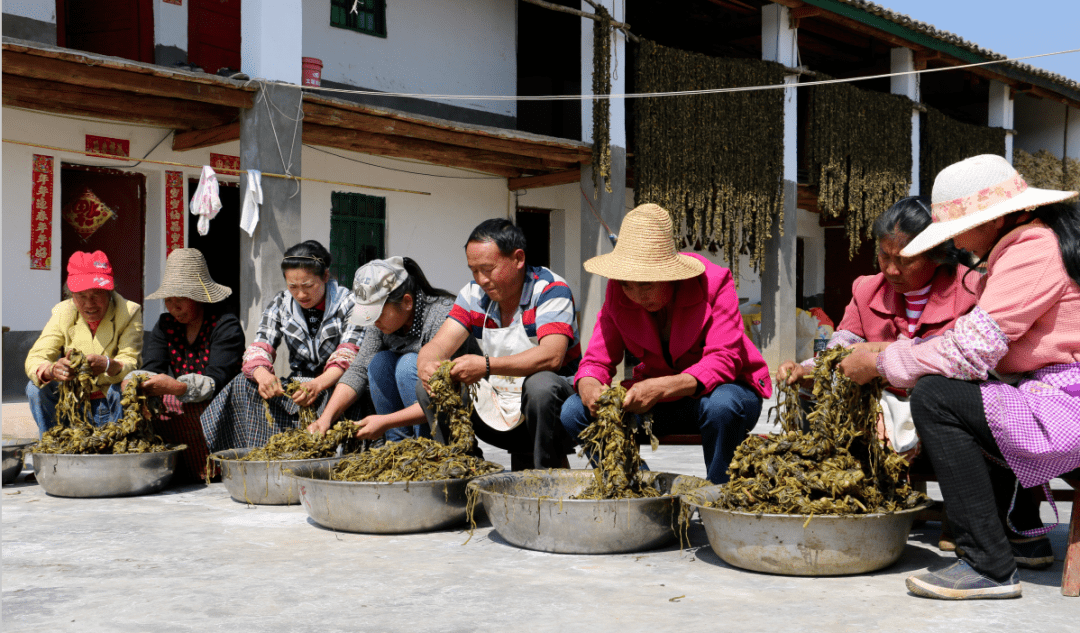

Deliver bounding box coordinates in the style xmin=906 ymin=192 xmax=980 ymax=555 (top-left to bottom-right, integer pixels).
xmin=25 ymin=291 xmax=143 ymax=389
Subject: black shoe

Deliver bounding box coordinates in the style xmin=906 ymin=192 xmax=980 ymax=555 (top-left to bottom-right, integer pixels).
xmin=1011 ymin=537 xmax=1054 ymax=569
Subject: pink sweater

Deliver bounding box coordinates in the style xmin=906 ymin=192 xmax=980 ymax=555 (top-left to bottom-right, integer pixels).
xmin=575 ymin=253 xmax=773 ymax=400
xmin=878 ymin=221 xmax=1080 ymax=386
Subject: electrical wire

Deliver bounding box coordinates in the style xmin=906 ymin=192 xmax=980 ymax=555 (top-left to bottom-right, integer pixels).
xmin=303 ymin=144 xmax=505 ymax=180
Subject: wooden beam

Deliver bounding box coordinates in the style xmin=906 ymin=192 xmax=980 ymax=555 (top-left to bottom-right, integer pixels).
xmin=172 ymin=123 xmax=241 ymax=151
xmin=302 ymin=124 xmax=523 ymax=179
xmin=303 ymin=100 xmax=589 ymax=166
xmin=508 ymin=168 xmax=581 ymax=191
xmin=2 ymin=49 xmax=254 ymax=109
xmin=2 ymin=73 xmax=235 ymax=130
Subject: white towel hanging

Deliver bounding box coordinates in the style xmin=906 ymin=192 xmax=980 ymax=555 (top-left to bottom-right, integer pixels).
xmin=190 ymin=166 xmax=222 ymax=236
xmin=240 ymin=169 xmax=263 ymax=236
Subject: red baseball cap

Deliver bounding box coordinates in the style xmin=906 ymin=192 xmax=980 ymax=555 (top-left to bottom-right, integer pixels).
xmin=67 ymin=251 xmax=114 ymax=293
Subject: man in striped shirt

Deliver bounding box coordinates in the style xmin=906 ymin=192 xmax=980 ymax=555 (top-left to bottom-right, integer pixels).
xmin=416 ymin=219 xmax=580 ymax=469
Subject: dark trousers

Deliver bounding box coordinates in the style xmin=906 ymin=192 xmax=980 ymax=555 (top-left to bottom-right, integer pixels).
xmin=911 ymin=375 xmax=1044 ymax=580
xmin=416 ymin=371 xmax=575 ymax=469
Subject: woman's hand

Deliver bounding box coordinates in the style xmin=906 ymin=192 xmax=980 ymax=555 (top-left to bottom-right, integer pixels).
xmin=140 ymin=374 xmax=187 ymax=397
xmin=837 ymin=351 xmax=881 ymax=385
xmin=291 ymin=380 xmax=323 ymax=408
xmin=849 ymin=341 xmax=889 ymax=354
xmin=50 ymin=356 xmax=75 ymax=382
xmin=776 ymin=361 xmax=806 ymax=386
xmin=307 ymin=413 xmax=333 ymax=435
xmin=253 ymin=367 xmax=284 ymax=400
xmin=577 ymin=377 xmax=607 ymax=417
xmin=449 ymin=354 xmax=487 ymax=385
xmin=622 ymin=378 xmax=668 ymax=414
xmin=352 ymin=415 xmax=392 ymax=441
xmin=84 ymin=354 xmax=113 ymax=376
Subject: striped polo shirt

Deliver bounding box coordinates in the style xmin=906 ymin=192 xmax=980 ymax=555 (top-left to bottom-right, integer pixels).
xmin=448 ymin=264 xmax=580 ymax=375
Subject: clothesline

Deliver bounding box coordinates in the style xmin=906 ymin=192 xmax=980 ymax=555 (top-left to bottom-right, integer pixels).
xmin=2 ymin=139 xmax=432 ymax=196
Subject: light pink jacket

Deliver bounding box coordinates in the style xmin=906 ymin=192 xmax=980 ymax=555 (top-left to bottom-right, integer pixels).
xmin=576 ymin=253 xmax=773 ymax=400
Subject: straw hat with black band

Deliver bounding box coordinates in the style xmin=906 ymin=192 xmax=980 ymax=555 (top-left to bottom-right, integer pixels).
xmin=902 ymin=154 xmax=1079 ymax=258
xmin=146 ymin=248 xmax=232 ymax=303
xmin=584 ymin=203 xmax=705 ymax=281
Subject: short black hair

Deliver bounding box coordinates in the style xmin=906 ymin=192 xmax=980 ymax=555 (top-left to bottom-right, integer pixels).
xmin=465 ymin=219 xmax=527 ymax=257
xmin=873 ymin=196 xmax=963 ymax=273
xmin=281 ymin=240 xmax=332 ymax=277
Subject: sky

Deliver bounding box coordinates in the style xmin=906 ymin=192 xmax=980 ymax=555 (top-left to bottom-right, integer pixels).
xmin=876 ymin=1 xmax=1079 ymax=82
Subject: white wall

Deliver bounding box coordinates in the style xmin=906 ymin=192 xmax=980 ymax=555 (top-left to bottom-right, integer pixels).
xmin=154 ymin=0 xmax=187 ymax=51
xmin=796 ymin=208 xmax=825 ymax=300
xmin=1 ymin=107 xmax=242 ymax=332
xmin=3 ymin=0 xmax=55 ymax=22
xmin=300 ymin=0 xmax=517 ymax=119
xmin=243 ymin=0 xmax=303 ymax=84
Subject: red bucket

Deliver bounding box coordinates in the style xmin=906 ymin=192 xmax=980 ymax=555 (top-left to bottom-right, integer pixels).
xmin=301 ymin=57 xmax=323 ymax=87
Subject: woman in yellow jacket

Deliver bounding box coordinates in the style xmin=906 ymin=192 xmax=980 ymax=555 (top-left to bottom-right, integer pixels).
xmin=24 ymin=251 xmax=142 ymax=435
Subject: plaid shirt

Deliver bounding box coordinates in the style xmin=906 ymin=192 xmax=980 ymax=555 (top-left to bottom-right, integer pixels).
xmin=242 ymin=279 xmax=364 ymax=378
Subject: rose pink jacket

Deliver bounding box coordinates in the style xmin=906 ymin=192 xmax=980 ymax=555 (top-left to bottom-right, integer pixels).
xmin=576 ymin=253 xmax=773 ymax=400
xmin=837 ymin=268 xmax=976 ymax=343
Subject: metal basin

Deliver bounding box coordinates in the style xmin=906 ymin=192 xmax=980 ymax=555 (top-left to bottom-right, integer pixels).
xmin=684 ymin=485 xmax=929 ymax=576
xmin=32 ymin=448 xmax=185 ymax=497
xmin=468 ymin=469 xmax=709 ymax=555
xmin=211 ymin=448 xmax=344 ymax=505
xmin=287 ymin=462 xmax=504 ymax=534
xmin=3 ymin=439 xmax=36 ymax=485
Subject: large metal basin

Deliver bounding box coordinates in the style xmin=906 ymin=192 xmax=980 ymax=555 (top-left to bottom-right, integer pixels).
xmin=468 ymin=469 xmax=708 ymax=555
xmin=32 ymin=448 xmax=184 ymax=497
xmin=684 ymin=485 xmax=929 ymax=576
xmin=3 ymin=439 xmax=36 ymax=485
xmin=287 ymin=462 xmax=504 ymax=534
xmin=211 ymin=448 xmax=344 ymax=505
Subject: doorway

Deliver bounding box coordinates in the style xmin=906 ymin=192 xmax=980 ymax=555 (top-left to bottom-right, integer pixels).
xmin=186 ymin=180 xmax=241 ymax=317
xmin=60 ymin=165 xmax=147 ymax=304
xmin=516 ymin=208 xmax=551 ymax=269
xmin=517 ymin=0 xmax=581 ymax=140
xmin=56 ymin=0 xmax=154 ymax=63
xmin=188 ymin=0 xmax=242 ymax=74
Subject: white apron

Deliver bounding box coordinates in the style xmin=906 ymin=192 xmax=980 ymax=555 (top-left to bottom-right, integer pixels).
xmin=472 ymin=301 xmax=536 ymax=431
xmin=880 ymin=390 xmax=918 ymax=454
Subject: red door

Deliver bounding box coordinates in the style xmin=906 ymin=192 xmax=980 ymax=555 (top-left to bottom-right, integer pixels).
xmin=188 ymin=0 xmax=242 ymax=74
xmin=60 ymin=165 xmax=147 ymax=305
xmin=57 ymin=0 xmax=154 ymax=64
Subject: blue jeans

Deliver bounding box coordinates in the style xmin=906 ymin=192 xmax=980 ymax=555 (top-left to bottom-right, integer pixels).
xmin=367 ymin=350 xmax=430 ymax=442
xmin=26 ymin=381 xmax=124 ymax=437
xmin=561 ymin=381 xmax=762 ymax=484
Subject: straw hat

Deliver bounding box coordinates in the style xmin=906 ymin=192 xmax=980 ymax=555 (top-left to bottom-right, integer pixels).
xmin=349 ymin=257 xmax=409 ymax=326
xmin=584 ymin=204 xmax=705 ymax=282
xmin=901 ymin=154 xmax=1079 ymax=257
xmin=146 ymin=248 xmax=232 ymax=303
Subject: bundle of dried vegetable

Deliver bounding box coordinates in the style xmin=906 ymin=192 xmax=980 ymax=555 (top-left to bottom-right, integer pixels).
xmin=591 ymin=3 xmax=612 ymax=195
xmin=634 ymin=40 xmax=786 ymax=279
xmin=921 ymin=106 xmax=1006 ymax=195
xmin=1013 ymin=148 xmax=1080 ymax=192
xmin=808 ymin=81 xmax=913 ymax=258
xmin=572 ymin=385 xmax=660 ymax=500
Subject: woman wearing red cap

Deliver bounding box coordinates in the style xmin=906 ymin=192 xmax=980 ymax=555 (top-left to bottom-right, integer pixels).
xmin=24 ymin=250 xmax=143 ymax=435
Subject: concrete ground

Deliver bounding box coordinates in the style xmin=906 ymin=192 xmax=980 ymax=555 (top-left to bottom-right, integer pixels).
xmin=4 ymin=401 xmax=1079 ymax=632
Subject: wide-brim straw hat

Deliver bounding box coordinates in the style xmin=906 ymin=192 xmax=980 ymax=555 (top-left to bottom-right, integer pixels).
xmin=584 ymin=203 xmax=706 ymax=282
xmin=146 ymin=248 xmax=232 ymax=303
xmin=902 ymin=154 xmax=1079 ymax=257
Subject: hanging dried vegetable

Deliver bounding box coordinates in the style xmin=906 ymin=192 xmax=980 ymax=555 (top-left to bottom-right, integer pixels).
xmin=634 ymin=40 xmax=787 ymax=279
xmin=921 ymin=106 xmax=1006 ymax=195
xmin=699 ymin=347 xmax=925 ymax=515
xmin=35 ymin=369 xmax=178 ymax=455
xmin=329 ymin=361 xmax=499 ymax=483
xmin=808 ymin=80 xmax=913 ymax=258
xmin=1013 ymin=148 xmax=1080 ymax=192
xmin=591 ymin=3 xmax=613 ymax=195
xmin=572 ymin=385 xmax=660 ymax=500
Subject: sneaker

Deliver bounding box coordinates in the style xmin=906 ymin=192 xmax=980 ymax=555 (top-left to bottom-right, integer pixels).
xmin=1010 ymin=537 xmax=1054 ymax=570
xmin=906 ymin=560 xmax=1021 ymax=600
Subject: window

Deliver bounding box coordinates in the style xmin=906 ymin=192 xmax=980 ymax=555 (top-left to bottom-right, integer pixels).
xmin=329 ymin=192 xmax=387 ymax=289
xmin=330 ymin=0 xmax=387 ymax=37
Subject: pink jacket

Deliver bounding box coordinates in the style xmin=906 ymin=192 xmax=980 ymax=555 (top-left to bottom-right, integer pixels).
xmin=576 ymin=253 xmax=773 ymax=400
xmin=837 ymin=268 xmax=976 ymax=343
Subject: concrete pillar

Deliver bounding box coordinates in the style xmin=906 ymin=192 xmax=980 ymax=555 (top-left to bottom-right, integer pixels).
xmin=891 ymin=47 xmax=921 ymax=195
xmin=241 ymin=0 xmax=303 ymax=84
xmin=239 ymin=85 xmax=303 ymax=364
xmin=759 ymin=3 xmax=798 ymax=370
xmin=1068 ymin=106 xmax=1080 ymax=160
xmin=988 ymin=80 xmax=1014 ymax=163
xmin=579 ymin=1 xmax=627 ymax=345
